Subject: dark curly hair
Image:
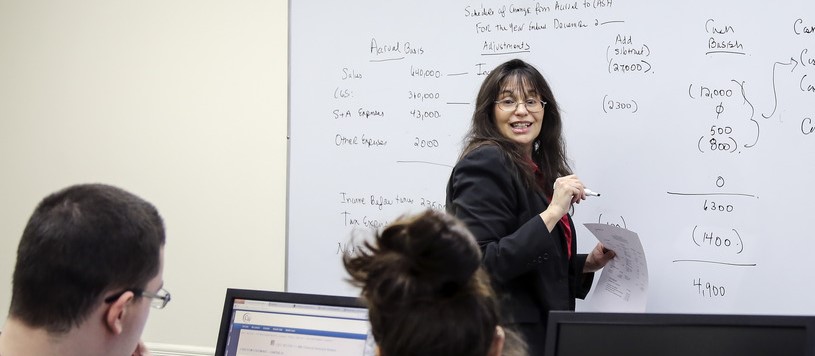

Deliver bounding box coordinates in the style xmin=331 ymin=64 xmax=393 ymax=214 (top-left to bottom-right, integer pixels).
xmin=344 ymin=209 xmax=526 ymax=356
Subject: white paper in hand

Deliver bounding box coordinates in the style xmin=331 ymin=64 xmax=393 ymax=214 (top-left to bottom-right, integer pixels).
xmin=583 ymin=223 xmax=649 ymax=312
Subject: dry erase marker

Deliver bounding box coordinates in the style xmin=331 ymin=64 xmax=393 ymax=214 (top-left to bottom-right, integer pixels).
xmin=584 ymin=189 xmax=601 ymax=197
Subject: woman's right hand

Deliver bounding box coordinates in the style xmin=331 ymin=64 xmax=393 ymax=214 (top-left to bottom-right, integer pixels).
xmin=553 ymin=174 xmax=587 ymax=206
xmin=539 ymin=175 xmax=585 ymax=231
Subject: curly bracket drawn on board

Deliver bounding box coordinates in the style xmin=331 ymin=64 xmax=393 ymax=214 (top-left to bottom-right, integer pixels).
xmin=731 ymin=80 xmax=759 ymax=148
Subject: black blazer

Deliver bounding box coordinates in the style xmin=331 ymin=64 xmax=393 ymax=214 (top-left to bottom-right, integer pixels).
xmin=446 ymin=145 xmax=593 ymax=329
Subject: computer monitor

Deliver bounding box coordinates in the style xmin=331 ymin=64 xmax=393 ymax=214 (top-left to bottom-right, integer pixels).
xmin=544 ymin=311 xmax=815 ymax=356
xmin=214 ymin=288 xmax=374 ymax=356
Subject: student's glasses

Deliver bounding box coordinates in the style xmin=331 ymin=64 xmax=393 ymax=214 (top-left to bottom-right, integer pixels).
xmin=104 ymin=287 xmax=172 ymax=309
xmin=494 ymin=98 xmax=547 ymax=113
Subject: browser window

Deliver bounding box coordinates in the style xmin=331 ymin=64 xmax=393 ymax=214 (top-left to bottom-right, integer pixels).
xmin=221 ymin=297 xmax=374 ymax=356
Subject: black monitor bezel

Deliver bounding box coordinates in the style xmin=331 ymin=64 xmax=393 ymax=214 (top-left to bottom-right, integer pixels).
xmin=544 ymin=311 xmax=815 ymax=356
xmin=213 ymin=288 xmax=366 ymax=356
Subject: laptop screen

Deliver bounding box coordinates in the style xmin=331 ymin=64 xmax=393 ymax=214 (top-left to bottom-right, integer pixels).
xmin=214 ymin=289 xmax=374 ymax=356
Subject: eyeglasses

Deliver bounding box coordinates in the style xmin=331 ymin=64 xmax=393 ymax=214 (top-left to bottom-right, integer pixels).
xmin=494 ymin=98 xmax=547 ymax=113
xmin=104 ymin=287 xmax=172 ymax=309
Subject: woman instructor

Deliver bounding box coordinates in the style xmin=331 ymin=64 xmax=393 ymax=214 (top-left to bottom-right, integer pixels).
xmin=446 ymin=58 xmax=615 ymax=354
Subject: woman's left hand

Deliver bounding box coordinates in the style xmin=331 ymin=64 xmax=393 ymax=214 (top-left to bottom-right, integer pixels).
xmin=583 ymin=243 xmax=616 ymax=273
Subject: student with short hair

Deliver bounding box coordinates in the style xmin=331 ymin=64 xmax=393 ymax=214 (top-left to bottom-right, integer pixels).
xmin=0 ymin=183 xmax=169 ymax=356
xmin=344 ymin=209 xmax=526 ymax=356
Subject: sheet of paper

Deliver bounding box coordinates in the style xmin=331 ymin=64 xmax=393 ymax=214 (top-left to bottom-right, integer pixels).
xmin=583 ymin=223 xmax=649 ymax=312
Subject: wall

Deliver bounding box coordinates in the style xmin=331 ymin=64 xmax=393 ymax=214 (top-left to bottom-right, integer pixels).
xmin=0 ymin=0 xmax=288 ymax=350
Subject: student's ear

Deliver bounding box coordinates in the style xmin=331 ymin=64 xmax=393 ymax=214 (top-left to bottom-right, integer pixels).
xmin=488 ymin=326 xmax=506 ymax=356
xmin=104 ymin=291 xmax=135 ymax=335
xmin=374 ymin=345 xmax=381 ymax=356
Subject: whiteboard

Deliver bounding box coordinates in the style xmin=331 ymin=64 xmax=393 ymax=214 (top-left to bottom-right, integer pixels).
xmin=288 ymin=0 xmax=815 ymax=315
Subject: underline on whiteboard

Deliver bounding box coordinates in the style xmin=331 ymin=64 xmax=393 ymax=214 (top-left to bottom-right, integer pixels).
xmin=672 ymin=259 xmax=757 ymax=267
xmin=447 ymin=102 xmax=471 ymax=105
xmin=705 ymin=51 xmax=746 ymax=56
xmin=369 ymin=57 xmax=405 ymax=62
xmin=481 ymin=51 xmax=531 ymax=56
xmin=600 ymin=20 xmax=625 ymax=25
xmin=447 ymin=72 xmax=468 ymax=76
xmin=396 ymin=160 xmax=453 ymax=168
xmin=666 ymin=192 xmax=758 ymax=198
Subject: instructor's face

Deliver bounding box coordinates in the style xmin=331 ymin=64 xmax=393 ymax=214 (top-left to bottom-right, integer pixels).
xmin=493 ymin=82 xmax=543 ymax=155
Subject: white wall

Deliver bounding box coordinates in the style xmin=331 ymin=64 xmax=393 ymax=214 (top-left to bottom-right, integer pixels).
xmin=0 ymin=0 xmax=288 ymax=349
